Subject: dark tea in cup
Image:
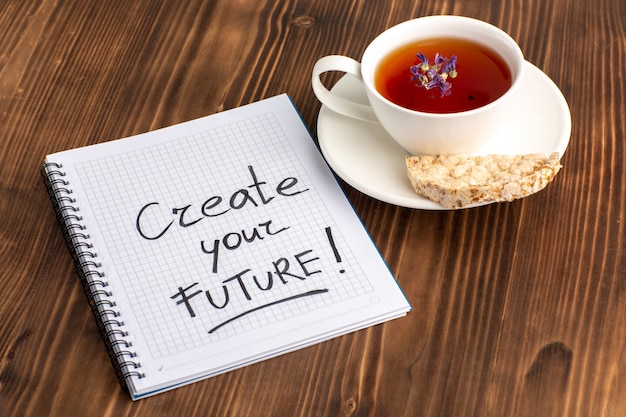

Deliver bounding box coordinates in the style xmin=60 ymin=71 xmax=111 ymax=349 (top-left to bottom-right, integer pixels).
xmin=312 ymin=16 xmax=525 ymax=155
xmin=374 ymin=37 xmax=512 ymax=114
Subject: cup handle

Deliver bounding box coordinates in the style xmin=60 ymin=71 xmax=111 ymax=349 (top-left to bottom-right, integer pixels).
xmin=312 ymin=55 xmax=379 ymax=123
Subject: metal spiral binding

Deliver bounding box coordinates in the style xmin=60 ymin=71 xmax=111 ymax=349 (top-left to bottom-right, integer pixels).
xmin=41 ymin=162 xmax=145 ymax=390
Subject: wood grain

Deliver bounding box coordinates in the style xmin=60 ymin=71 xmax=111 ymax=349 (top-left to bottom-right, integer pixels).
xmin=0 ymin=0 xmax=624 ymax=416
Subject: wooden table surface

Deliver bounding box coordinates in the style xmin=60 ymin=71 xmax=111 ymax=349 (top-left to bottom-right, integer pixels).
xmin=1 ymin=1 xmax=624 ymax=416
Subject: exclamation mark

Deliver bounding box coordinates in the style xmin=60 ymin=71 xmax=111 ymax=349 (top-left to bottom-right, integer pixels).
xmin=325 ymin=227 xmax=345 ymax=274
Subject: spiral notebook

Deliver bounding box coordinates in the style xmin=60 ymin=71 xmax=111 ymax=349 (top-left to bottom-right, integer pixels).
xmin=41 ymin=94 xmax=410 ymax=400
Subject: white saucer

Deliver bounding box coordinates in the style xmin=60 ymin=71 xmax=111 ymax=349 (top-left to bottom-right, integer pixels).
xmin=316 ymin=61 xmax=572 ymax=210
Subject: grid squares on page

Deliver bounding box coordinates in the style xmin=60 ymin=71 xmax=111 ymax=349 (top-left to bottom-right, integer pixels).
xmin=74 ymin=112 xmax=375 ymax=359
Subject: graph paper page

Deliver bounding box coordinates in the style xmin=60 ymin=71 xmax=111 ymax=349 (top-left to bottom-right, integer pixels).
xmin=45 ymin=95 xmax=410 ymax=399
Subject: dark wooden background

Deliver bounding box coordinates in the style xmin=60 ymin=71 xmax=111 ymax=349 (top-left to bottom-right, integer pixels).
xmin=1 ymin=1 xmax=624 ymax=416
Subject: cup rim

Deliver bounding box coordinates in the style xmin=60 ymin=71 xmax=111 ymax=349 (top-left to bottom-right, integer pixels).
xmin=361 ymin=15 xmax=525 ymax=118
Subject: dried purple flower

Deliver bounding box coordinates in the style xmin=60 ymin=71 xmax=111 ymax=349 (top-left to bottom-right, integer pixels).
xmin=410 ymin=52 xmax=458 ymax=97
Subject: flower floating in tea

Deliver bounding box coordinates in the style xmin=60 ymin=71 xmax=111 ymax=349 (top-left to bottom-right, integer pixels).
xmin=410 ymin=53 xmax=458 ymax=97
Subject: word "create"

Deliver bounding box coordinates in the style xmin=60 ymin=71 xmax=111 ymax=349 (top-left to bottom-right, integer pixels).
xmin=135 ymin=165 xmax=309 ymax=240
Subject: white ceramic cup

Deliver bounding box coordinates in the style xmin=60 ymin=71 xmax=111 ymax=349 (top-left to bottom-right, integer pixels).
xmin=312 ymin=15 xmax=525 ymax=155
